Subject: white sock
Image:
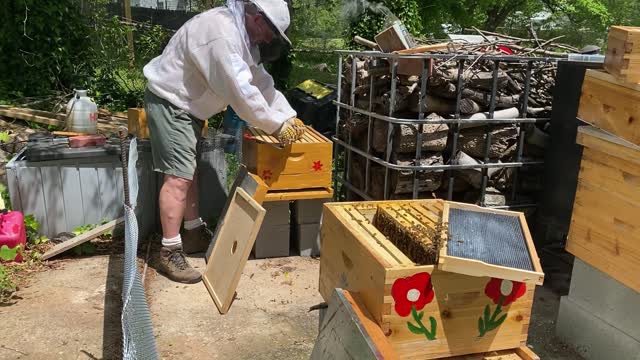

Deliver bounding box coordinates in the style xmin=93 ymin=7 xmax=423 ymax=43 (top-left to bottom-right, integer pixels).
xmin=184 ymin=217 xmax=204 ymax=230
xmin=162 ymin=234 xmax=182 ymax=249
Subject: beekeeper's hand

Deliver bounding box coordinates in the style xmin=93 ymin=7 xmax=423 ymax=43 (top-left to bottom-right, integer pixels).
xmin=274 ymin=118 xmax=306 ymax=146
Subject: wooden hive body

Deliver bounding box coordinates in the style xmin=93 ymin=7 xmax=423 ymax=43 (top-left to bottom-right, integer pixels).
xmin=319 ymin=199 xmax=543 ymax=359
xmin=567 ymin=126 xmax=640 ymax=293
xmin=242 ymin=125 xmax=332 ymax=191
xmin=604 ymin=26 xmax=640 ymax=83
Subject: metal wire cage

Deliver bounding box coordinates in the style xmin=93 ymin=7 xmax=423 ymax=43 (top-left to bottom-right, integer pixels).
xmin=332 ymin=50 xmax=559 ymax=209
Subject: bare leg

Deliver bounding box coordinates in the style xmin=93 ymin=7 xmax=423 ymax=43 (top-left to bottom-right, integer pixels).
xmin=184 ymin=171 xmax=200 ymax=221
xmin=159 ymin=174 xmax=192 ymax=238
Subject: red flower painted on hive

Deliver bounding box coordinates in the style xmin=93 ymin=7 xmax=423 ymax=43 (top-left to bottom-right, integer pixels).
xmin=391 ymin=272 xmax=437 ymax=340
xmin=478 ymin=278 xmax=527 ymax=337
xmin=484 ymin=278 xmax=526 ymax=306
xmin=392 ymin=272 xmax=434 ymax=317
xmin=312 ymin=161 xmax=323 ymax=172
xmin=262 ymin=169 xmax=273 ymax=181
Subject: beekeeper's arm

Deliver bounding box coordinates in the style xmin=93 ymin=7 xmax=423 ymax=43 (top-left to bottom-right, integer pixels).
xmin=250 ymin=64 xmax=295 ymax=119
xmin=190 ymin=37 xmax=295 ymax=134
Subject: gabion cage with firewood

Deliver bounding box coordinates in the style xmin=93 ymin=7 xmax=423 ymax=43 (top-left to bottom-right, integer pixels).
xmin=332 ymin=50 xmax=558 ymax=209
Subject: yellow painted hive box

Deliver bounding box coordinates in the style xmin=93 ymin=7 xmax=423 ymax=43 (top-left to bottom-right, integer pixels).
xmin=242 ymin=125 xmax=333 ymax=191
xmin=319 ymin=199 xmax=544 ymax=359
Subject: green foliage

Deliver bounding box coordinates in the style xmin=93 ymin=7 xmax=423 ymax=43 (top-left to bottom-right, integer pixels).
xmin=0 ymin=245 xmax=20 ymax=262
xmin=347 ymin=0 xmax=424 ymax=47
xmin=0 ymin=184 xmax=10 ymax=210
xmin=225 ymin=153 xmax=240 ymax=190
xmin=23 ymin=214 xmax=47 ymax=245
xmin=0 ymin=132 xmax=9 ymax=143
xmin=0 ymin=0 xmax=94 ymax=99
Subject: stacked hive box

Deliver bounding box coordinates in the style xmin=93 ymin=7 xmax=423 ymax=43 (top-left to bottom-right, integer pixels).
xmin=557 ymin=25 xmax=640 ymax=360
xmin=253 ymin=201 xmax=290 ymax=259
xmin=291 ymin=199 xmax=327 ymax=257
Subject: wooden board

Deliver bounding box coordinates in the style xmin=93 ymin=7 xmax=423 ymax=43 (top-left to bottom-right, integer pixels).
xmin=319 ymin=200 xmax=539 ymax=359
xmin=127 ymin=108 xmax=149 ymax=139
xmin=311 ymin=289 xmax=400 ymax=360
xmin=263 ymin=187 xmax=333 ymax=202
xmin=577 ymin=69 xmax=640 ymax=146
xmin=0 ymin=107 xmax=64 ymax=128
xmin=438 ymin=202 xmax=544 ymax=286
xmin=604 ymin=26 xmax=640 ymax=83
xmin=202 ymin=188 xmax=266 ymax=314
xmin=41 ymin=217 xmax=124 ymax=260
xmin=567 ymin=128 xmax=640 ymax=292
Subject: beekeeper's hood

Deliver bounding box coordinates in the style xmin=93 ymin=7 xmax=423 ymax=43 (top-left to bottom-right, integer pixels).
xmin=227 ymin=0 xmax=291 ymax=65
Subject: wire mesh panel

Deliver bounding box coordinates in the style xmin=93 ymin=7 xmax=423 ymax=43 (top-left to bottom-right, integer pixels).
xmin=332 ymin=50 xmax=558 ymax=210
xmin=122 ymin=139 xmax=159 ymax=360
xmin=447 ymin=208 xmax=534 ymax=271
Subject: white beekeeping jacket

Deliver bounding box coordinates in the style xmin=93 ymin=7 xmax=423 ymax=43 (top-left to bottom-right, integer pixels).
xmin=143 ymin=5 xmax=295 ymax=134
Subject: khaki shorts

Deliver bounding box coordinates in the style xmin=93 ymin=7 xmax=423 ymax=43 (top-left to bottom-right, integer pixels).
xmin=144 ymin=88 xmax=204 ymax=180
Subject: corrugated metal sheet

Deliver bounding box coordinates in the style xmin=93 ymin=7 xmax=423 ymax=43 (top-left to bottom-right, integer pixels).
xmin=447 ymin=208 xmax=534 ymax=272
xmin=5 ymin=144 xmax=158 ymax=239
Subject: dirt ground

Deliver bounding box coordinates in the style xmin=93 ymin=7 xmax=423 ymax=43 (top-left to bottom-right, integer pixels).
xmin=0 ymin=248 xmax=583 ymax=360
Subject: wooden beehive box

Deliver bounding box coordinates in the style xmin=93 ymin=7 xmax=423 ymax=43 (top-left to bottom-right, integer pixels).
xmin=604 ymin=26 xmax=640 ymax=83
xmin=242 ymin=125 xmax=332 ymax=191
xmin=578 ymin=69 xmax=640 ymax=146
xmin=319 ymin=200 xmax=544 ymax=359
xmin=567 ymin=126 xmax=640 ymax=293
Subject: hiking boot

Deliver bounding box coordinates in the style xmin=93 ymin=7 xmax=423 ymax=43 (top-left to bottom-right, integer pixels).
xmin=182 ymin=224 xmax=213 ymax=254
xmin=157 ymin=247 xmax=202 ymax=284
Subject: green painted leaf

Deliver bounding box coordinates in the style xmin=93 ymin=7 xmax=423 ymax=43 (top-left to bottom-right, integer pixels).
xmin=429 ymin=316 xmax=437 ymax=339
xmin=478 ymin=317 xmax=486 ymax=337
xmin=484 ymin=304 xmax=491 ymax=322
xmin=407 ymin=321 xmax=424 ymax=335
xmin=416 ymin=311 xmax=424 ymax=321
xmin=494 ymin=313 xmax=508 ymax=327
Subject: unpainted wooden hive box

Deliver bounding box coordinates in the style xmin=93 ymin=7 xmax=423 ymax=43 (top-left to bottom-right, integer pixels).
xmin=319 ymin=199 xmax=544 ymax=359
xmin=242 ymin=125 xmax=333 ymax=191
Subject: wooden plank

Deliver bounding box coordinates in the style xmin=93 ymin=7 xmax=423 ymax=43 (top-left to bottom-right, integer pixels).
xmin=310 ymin=289 xmax=400 ymax=360
xmin=0 ymin=108 xmax=64 ymax=127
xmin=576 ymin=125 xmax=640 ymax=165
xmin=604 ymin=26 xmax=640 ymax=83
xmin=263 ymin=187 xmax=333 ymax=201
xmin=0 ymin=106 xmax=66 ymax=121
xmin=202 ymin=188 xmax=266 ymax=314
xmin=41 ymin=217 xmax=124 ymax=260
xmin=519 ymin=213 xmax=543 ymax=275
xmin=577 ymin=70 xmax=640 ymax=146
xmin=515 ymin=346 xmax=540 ymax=360
xmin=127 ymin=108 xmax=148 ymax=139
xmin=394 ymin=42 xmax=453 ymax=54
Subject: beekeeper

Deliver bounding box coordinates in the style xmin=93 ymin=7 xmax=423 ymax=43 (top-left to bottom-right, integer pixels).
xmin=142 ymin=0 xmax=302 ymax=284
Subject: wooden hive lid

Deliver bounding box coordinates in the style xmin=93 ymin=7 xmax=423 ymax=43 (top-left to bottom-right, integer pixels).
xmin=245 ymin=124 xmax=331 ymax=145
xmin=577 ymin=125 xmax=640 ymax=166
xmin=438 ymin=202 xmax=544 ymax=285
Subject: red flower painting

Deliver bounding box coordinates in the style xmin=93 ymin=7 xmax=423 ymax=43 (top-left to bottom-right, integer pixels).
xmin=312 ymin=160 xmax=323 ymax=172
xmin=391 ymin=272 xmax=437 ymax=340
xmin=478 ymin=278 xmax=526 ymax=337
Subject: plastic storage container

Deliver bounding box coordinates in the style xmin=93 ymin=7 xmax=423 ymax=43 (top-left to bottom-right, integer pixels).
xmin=0 ymin=210 xmax=27 ymax=262
xmin=286 ymin=80 xmax=337 ymax=136
xmin=66 ymin=89 xmax=98 ymax=134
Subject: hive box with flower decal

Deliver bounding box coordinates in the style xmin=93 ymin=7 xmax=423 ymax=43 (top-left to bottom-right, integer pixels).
xmin=242 ymin=125 xmax=333 ymax=192
xmin=318 ymin=199 xmax=544 ymax=359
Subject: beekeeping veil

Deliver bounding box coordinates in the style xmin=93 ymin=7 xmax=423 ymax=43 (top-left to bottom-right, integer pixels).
xmin=226 ymin=0 xmax=291 ymax=65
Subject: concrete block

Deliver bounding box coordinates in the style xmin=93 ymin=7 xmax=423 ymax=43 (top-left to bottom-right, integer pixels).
xmin=293 ymin=223 xmax=321 ymax=257
xmin=556 ymin=296 xmax=640 ymax=360
xmin=261 ymin=201 xmax=290 ymax=227
xmin=253 ymin=224 xmax=290 ymax=259
xmin=569 ymin=258 xmax=640 ymax=340
xmin=292 ymin=199 xmax=328 ymax=224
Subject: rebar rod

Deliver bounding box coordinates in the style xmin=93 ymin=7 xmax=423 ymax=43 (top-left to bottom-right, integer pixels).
xmin=383 ymin=59 xmax=398 ymax=200
xmin=480 ymin=60 xmax=500 ymax=206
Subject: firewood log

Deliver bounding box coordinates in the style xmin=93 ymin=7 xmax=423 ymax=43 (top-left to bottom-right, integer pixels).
xmin=457 ymin=125 xmax=518 ymax=158
xmin=371 ymin=114 xmax=449 ymax=153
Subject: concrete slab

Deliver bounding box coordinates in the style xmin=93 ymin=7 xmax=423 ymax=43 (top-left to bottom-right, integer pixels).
xmin=261 ymin=201 xmax=290 ymax=227
xmin=292 ymin=199 xmax=327 ymax=225
xmin=292 ymin=223 xmax=320 ymax=257
xmin=148 ymin=255 xmax=323 ymax=359
xmin=557 ymin=296 xmax=640 ymax=360
xmin=253 ymin=224 xmax=290 ymax=259
xmin=568 ymin=258 xmax=640 ymax=340
xmin=0 ymin=255 xmax=123 ymax=360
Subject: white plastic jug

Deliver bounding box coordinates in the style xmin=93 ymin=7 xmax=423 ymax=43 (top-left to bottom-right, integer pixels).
xmin=66 ymin=89 xmax=98 ymax=134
